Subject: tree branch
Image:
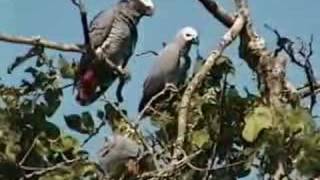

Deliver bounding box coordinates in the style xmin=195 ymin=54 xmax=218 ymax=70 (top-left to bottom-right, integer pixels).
xmin=0 ymin=33 xmax=84 ymax=52
xmin=298 ymin=80 xmax=320 ymax=98
xmin=176 ymin=13 xmax=245 ymax=149
xmin=21 ymin=158 xmax=82 ymax=179
xmin=197 ymin=0 xmax=235 ymax=28
xmin=71 ymin=0 xmax=91 ymax=46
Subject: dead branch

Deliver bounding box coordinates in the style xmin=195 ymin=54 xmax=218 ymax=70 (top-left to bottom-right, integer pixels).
xmin=298 ymin=81 xmax=320 ymax=98
xmin=265 ymin=24 xmax=318 ymax=111
xmin=18 ymin=136 xmax=39 ymax=167
xmin=20 ymin=158 xmax=82 ymax=179
xmin=176 ymin=12 xmax=246 ymax=149
xmin=197 ymin=0 xmax=235 ymax=28
xmin=0 ymin=33 xmax=83 ymax=52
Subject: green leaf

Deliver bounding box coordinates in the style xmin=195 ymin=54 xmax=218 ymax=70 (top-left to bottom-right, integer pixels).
xmin=64 ymin=113 xmax=95 ymax=134
xmin=242 ymin=106 xmax=273 ymax=142
xmin=43 ymin=122 xmax=61 ymax=140
xmin=25 ymin=67 xmax=38 ymax=77
xmin=51 ymin=135 xmax=79 ymax=153
xmin=81 ymin=112 xmax=95 ymax=133
xmin=192 ymin=129 xmax=210 ymax=148
xmin=96 ymin=110 xmax=104 ymax=120
xmin=44 ymin=88 xmax=62 ymax=117
xmin=285 ymin=107 xmax=314 ymax=134
xmin=59 ymin=58 xmax=76 ymax=79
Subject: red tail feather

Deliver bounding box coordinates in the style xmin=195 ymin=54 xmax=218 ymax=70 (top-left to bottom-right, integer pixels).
xmin=76 ymin=68 xmax=99 ymax=105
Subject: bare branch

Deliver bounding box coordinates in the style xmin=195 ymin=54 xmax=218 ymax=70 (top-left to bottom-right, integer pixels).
xmin=0 ymin=33 xmax=83 ymax=52
xmin=197 ymin=0 xmax=235 ymax=28
xmin=266 ymin=24 xmax=318 ymax=111
xmin=298 ymin=81 xmax=320 ymax=98
xmin=21 ymin=158 xmax=82 ymax=179
xmin=71 ymin=0 xmax=91 ymax=47
xmin=18 ymin=136 xmax=38 ymax=166
xmin=176 ymin=14 xmax=245 ymax=148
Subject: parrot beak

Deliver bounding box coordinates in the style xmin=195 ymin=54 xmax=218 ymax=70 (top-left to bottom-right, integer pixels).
xmin=192 ymin=37 xmax=200 ymax=45
xmin=144 ymin=6 xmax=155 ymax=16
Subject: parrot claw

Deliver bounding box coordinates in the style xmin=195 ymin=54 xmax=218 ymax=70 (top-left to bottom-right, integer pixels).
xmin=121 ymin=66 xmax=131 ymax=81
xmin=165 ymin=83 xmax=179 ymax=93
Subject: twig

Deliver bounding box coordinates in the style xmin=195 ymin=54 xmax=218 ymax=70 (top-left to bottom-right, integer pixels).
xmin=71 ymin=0 xmax=91 ymax=46
xmin=19 ymin=136 xmax=38 ymax=166
xmin=7 ymin=45 xmax=44 ymax=74
xmin=136 ymin=83 xmax=178 ymax=121
xmin=188 ymin=159 xmax=247 ymax=172
xmin=81 ymin=121 xmax=106 ymax=147
xmin=20 ymin=158 xmax=81 ymax=180
xmin=136 ymin=50 xmax=159 ymax=57
xmin=298 ymin=81 xmax=320 ymax=98
xmin=176 ymin=13 xmax=245 ymax=150
xmin=203 ymin=74 xmax=228 ymax=180
xmin=139 ymin=150 xmax=202 ymax=179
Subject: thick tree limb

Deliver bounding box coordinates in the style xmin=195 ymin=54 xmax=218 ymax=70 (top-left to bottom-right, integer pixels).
xmin=176 ymin=13 xmax=246 ymax=148
xmin=198 ymin=0 xmax=292 ymax=107
xmin=0 ymin=33 xmax=84 ymax=52
xmin=197 ymin=0 xmax=235 ymax=28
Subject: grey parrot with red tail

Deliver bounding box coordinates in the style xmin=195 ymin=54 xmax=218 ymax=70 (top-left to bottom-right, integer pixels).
xmin=76 ymin=0 xmax=155 ymax=105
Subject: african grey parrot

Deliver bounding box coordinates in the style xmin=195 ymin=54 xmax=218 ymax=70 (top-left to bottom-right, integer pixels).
xmin=98 ymin=135 xmax=141 ymax=177
xmin=76 ymin=0 xmax=155 ymax=106
xmin=138 ymin=27 xmax=199 ymax=112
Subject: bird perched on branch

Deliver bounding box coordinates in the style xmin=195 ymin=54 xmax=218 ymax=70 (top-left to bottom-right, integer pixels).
xmin=138 ymin=27 xmax=199 ymax=112
xmin=98 ymin=135 xmax=142 ymax=178
xmin=75 ymin=0 xmax=155 ymax=106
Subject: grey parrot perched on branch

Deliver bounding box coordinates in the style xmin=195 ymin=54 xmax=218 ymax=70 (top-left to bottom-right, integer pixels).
xmin=138 ymin=27 xmax=199 ymax=112
xmin=76 ymin=0 xmax=155 ymax=106
xmin=98 ymin=135 xmax=142 ymax=177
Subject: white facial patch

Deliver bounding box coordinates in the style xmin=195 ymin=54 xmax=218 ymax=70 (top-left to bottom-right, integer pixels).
xmin=139 ymin=0 xmax=154 ymax=8
xmin=180 ymin=26 xmax=198 ymax=41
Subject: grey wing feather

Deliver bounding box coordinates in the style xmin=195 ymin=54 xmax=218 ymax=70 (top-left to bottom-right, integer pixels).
xmin=139 ymin=43 xmax=181 ymax=111
xmin=89 ymin=6 xmax=118 ymax=48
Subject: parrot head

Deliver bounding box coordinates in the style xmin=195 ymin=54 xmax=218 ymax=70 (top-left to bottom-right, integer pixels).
xmin=178 ymin=26 xmax=200 ymax=45
xmin=130 ymin=0 xmax=155 ymax=16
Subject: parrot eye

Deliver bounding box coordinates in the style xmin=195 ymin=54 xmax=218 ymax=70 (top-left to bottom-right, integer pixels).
xmin=185 ymin=33 xmax=192 ymax=37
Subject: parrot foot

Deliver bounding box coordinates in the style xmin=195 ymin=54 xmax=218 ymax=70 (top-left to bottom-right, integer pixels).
xmin=165 ymin=83 xmax=179 ymax=93
xmin=120 ymin=66 xmax=131 ymax=81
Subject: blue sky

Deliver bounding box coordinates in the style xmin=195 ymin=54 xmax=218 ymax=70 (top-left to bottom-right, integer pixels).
xmin=0 ymin=0 xmax=319 ymax=172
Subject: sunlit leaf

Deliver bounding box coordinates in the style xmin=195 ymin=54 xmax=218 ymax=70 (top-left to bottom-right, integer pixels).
xmin=59 ymin=57 xmax=76 ymax=79
xmin=242 ymin=106 xmax=273 ymax=142
xmin=285 ymin=107 xmax=314 ymax=134
xmin=192 ymin=129 xmax=210 ymax=148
